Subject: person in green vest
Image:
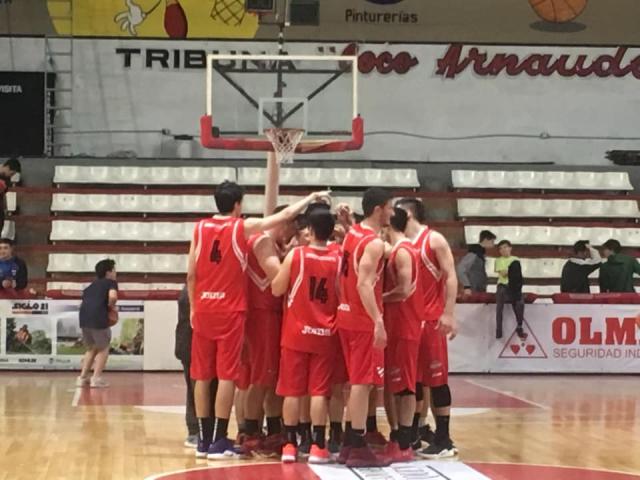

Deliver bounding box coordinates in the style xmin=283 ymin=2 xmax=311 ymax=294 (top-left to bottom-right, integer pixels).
xmin=495 ymin=240 xmax=525 ymax=339
xmin=599 ymin=239 xmax=640 ymax=293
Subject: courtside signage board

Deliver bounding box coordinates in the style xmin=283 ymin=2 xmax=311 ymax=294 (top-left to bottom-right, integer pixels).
xmin=0 ymin=300 xmax=144 ymax=370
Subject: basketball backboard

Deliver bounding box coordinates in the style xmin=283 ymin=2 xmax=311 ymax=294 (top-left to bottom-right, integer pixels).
xmin=199 ymin=52 xmax=363 ymax=154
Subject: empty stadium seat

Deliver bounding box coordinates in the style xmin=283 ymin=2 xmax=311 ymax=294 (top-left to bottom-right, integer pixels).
xmin=53 ymin=166 xmax=236 ymax=185
xmin=452 ymin=170 xmax=633 ymax=191
xmin=1 ymin=221 xmax=15 ymax=240
xmin=6 ymin=192 xmax=16 ymax=212
xmin=48 ymin=253 xmax=187 ymax=273
xmin=465 ymin=225 xmax=640 ymax=246
xmin=238 ymin=167 xmax=419 ymax=188
xmin=50 ymin=220 xmax=195 ymax=242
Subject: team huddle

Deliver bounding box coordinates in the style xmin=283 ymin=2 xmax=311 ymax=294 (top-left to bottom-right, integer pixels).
xmin=187 ymin=182 xmax=458 ymax=468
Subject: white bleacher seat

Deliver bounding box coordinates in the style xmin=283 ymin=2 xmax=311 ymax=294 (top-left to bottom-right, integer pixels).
xmin=5 ymin=192 xmax=16 ymax=212
xmin=47 ymin=282 xmax=184 ymax=292
xmin=1 ymin=221 xmax=15 ymax=240
xmin=465 ymin=225 xmax=640 ymax=246
xmin=51 ymin=220 xmax=195 ymax=242
xmin=51 ymin=193 xmax=363 ymax=215
xmin=452 ymin=170 xmax=633 ymax=191
xmin=53 ymin=166 xmax=236 ymax=185
xmin=486 ymin=284 xmax=602 ymax=295
xmin=48 ymin=253 xmax=187 ymax=273
xmin=238 ymin=167 xmax=419 ymax=188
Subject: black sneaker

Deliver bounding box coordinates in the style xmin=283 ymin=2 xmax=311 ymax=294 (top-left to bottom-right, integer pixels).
xmin=516 ymin=327 xmax=527 ymax=339
xmin=411 ymin=437 xmax=422 ymax=451
xmin=299 ymin=438 xmax=311 ymax=458
xmin=328 ymin=439 xmax=341 ymax=459
xmin=496 ymin=329 xmax=503 ymax=339
xmin=417 ymin=439 xmax=458 ymax=459
xmin=419 ymin=425 xmax=435 ymax=446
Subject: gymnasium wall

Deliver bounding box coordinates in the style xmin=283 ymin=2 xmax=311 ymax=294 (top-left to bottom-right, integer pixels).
xmin=4 ymin=0 xmax=640 ymax=45
xmin=3 ymin=37 xmax=640 ymax=164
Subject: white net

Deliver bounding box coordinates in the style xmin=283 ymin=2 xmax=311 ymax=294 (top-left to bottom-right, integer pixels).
xmin=265 ymin=128 xmax=305 ymax=164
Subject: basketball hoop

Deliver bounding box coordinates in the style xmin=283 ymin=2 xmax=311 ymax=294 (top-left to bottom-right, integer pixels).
xmin=265 ymin=128 xmax=305 ymax=164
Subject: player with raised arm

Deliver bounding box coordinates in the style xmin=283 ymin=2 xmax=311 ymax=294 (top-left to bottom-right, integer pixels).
xmin=187 ymin=181 xmax=329 ymax=459
xmin=396 ymin=198 xmax=459 ymax=459
xmin=242 ymin=205 xmax=297 ymax=457
xmin=381 ymin=207 xmax=424 ymax=462
xmin=337 ymin=188 xmax=394 ymax=468
xmin=271 ymin=208 xmax=341 ymax=464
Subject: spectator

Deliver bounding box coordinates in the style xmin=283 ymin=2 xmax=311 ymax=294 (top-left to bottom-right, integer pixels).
xmin=599 ymin=239 xmax=640 ymax=293
xmin=175 ymin=286 xmax=218 ymax=449
xmin=0 ymin=157 xmax=21 ymax=235
xmin=457 ymin=230 xmax=496 ymax=295
xmin=495 ymin=240 xmax=525 ymax=339
xmin=0 ymin=238 xmax=28 ymax=291
xmin=560 ymin=241 xmax=602 ymax=293
xmin=76 ymin=259 xmax=118 ymax=389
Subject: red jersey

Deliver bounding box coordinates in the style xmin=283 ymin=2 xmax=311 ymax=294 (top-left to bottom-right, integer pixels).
xmin=281 ymin=245 xmax=340 ymax=354
xmin=327 ymin=242 xmax=342 ymax=255
xmin=337 ymin=223 xmax=384 ymax=332
xmin=384 ymin=239 xmax=423 ymax=341
xmin=192 ymin=217 xmax=248 ymax=315
xmin=411 ymin=227 xmax=445 ymax=322
xmin=246 ymin=233 xmax=282 ymax=312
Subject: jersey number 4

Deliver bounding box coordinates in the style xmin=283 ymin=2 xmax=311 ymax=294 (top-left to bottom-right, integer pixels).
xmin=309 ymin=276 xmax=329 ymax=304
xmin=210 ymin=240 xmax=222 ymax=264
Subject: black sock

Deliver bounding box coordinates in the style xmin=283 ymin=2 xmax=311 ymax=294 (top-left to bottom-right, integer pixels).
xmin=411 ymin=413 xmax=420 ymax=442
xmin=312 ymin=425 xmax=326 ymax=449
xmin=284 ymin=424 xmax=298 ymax=446
xmin=398 ymin=425 xmax=412 ymax=450
xmin=266 ymin=416 xmax=282 ymax=436
xmin=329 ymin=421 xmax=343 ymax=444
xmin=237 ymin=422 xmax=247 ymax=435
xmin=245 ymin=418 xmax=260 ymax=436
xmin=213 ymin=417 xmax=229 ymax=442
xmin=435 ymin=415 xmax=450 ymax=444
xmin=389 ymin=429 xmax=399 ymax=443
xmin=299 ymin=422 xmax=312 ymax=444
xmin=366 ymin=415 xmax=378 ymax=432
xmin=352 ymin=428 xmax=366 ymax=448
xmin=197 ymin=417 xmax=214 ymax=445
xmin=343 ymin=421 xmax=353 ymax=447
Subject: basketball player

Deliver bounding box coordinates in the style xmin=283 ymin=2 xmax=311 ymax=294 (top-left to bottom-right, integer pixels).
xmin=271 ymin=208 xmax=340 ymax=464
xmin=242 ymin=206 xmax=297 ymax=456
xmin=337 ymin=187 xmax=394 ymax=468
xmin=381 ymin=207 xmax=424 ymax=462
xmin=187 ymin=181 xmax=329 ymax=459
xmin=395 ymin=198 xmax=459 ymax=459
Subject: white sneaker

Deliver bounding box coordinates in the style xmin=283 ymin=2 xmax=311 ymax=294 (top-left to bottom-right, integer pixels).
xmin=75 ymin=376 xmax=90 ymax=387
xmin=90 ymin=377 xmax=109 ymax=388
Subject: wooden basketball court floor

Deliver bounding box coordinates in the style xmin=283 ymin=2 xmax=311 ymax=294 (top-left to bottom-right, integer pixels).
xmin=1 ymin=372 xmax=639 ymax=480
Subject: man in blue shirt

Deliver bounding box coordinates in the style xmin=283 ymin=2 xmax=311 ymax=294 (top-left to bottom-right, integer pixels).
xmin=76 ymin=259 xmax=118 ymax=388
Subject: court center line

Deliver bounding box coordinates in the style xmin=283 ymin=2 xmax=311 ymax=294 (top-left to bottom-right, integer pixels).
xmin=463 ymin=378 xmax=550 ymax=410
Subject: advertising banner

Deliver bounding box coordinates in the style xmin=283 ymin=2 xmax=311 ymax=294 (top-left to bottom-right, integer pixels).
xmin=450 ymin=304 xmax=640 ymax=373
xmin=0 ymin=300 xmax=144 ymax=370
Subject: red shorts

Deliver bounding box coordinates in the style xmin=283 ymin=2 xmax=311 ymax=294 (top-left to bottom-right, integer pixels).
xmin=276 ymin=347 xmax=334 ymax=397
xmin=236 ymin=340 xmax=251 ymax=390
xmin=385 ymin=337 xmax=419 ymax=394
xmin=418 ymin=321 xmax=449 ymax=387
xmin=338 ymin=328 xmax=384 ymax=387
xmin=190 ymin=312 xmax=245 ymax=382
xmin=245 ymin=308 xmax=282 ymax=387
xmin=332 ymin=336 xmax=349 ymax=385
